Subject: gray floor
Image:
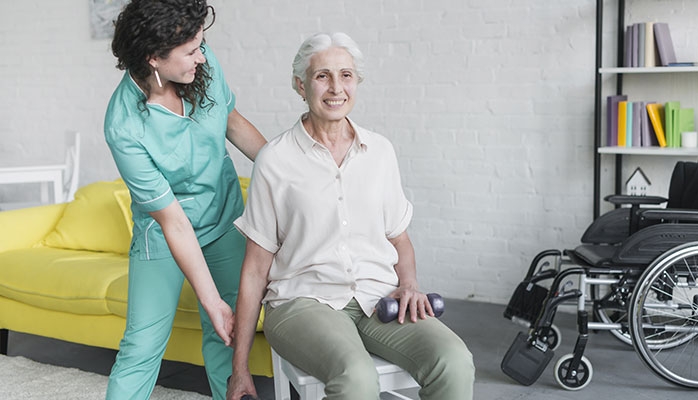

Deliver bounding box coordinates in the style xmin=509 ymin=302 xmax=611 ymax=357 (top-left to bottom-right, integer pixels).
xmin=6 ymin=299 xmax=697 ymax=399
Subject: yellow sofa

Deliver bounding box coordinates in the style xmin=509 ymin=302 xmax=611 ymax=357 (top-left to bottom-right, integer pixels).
xmin=0 ymin=178 xmax=272 ymax=377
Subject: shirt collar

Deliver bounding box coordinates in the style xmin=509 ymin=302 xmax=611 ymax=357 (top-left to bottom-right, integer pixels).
xmin=293 ymin=114 xmax=369 ymax=154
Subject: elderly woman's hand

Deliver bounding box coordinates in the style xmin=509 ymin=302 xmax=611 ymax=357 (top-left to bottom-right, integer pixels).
xmin=389 ymin=287 xmax=434 ymax=324
xmin=226 ymin=368 xmax=257 ymax=400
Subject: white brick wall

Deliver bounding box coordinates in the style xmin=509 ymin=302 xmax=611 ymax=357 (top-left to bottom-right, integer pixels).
xmin=1 ymin=0 xmax=697 ymax=304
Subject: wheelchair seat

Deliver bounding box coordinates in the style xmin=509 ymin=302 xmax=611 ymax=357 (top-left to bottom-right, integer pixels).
xmin=570 ymin=223 xmax=698 ymax=268
xmin=570 ymin=161 xmax=698 ymax=268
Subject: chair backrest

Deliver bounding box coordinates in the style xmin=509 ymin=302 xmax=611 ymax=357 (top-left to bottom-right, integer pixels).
xmin=62 ymin=131 xmax=81 ymax=202
xmin=667 ymin=161 xmax=698 ymax=209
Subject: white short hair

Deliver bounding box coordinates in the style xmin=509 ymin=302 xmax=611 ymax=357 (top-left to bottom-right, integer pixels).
xmin=291 ymin=32 xmax=365 ymax=93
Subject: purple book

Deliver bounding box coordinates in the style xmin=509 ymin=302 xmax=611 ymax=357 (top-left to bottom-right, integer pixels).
xmin=607 ymin=94 xmax=627 ymax=146
xmin=654 ymin=23 xmax=677 ymax=66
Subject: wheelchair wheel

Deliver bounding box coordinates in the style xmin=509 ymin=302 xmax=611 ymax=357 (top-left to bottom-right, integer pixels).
xmin=592 ymin=270 xmax=687 ymax=350
xmin=629 ymin=242 xmax=698 ymax=388
xmin=553 ymin=354 xmax=593 ymax=390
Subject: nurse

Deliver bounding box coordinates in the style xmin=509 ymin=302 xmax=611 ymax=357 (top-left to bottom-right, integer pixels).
xmin=103 ymin=1 xmax=266 ymax=399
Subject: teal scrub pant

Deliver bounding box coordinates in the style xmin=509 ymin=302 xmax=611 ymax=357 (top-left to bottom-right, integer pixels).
xmin=106 ymin=228 xmax=244 ymax=400
xmin=264 ymin=298 xmax=475 ymax=400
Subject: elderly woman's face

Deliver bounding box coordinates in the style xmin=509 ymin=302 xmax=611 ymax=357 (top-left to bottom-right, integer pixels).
xmin=299 ymin=47 xmax=358 ymax=122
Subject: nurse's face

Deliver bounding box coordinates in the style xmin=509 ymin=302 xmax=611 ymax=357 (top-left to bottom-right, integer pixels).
xmin=150 ymin=28 xmax=206 ymax=85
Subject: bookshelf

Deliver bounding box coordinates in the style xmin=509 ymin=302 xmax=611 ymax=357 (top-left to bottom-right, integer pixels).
xmin=599 ymin=66 xmax=698 ymax=74
xmin=593 ymin=0 xmax=698 ymax=218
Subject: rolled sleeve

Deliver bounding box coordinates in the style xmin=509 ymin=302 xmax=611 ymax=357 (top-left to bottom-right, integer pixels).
xmin=233 ymin=154 xmax=280 ymax=253
xmin=386 ymin=201 xmax=413 ymax=239
xmin=106 ymin=128 xmax=175 ymax=213
xmin=382 ymin=141 xmax=413 ymax=238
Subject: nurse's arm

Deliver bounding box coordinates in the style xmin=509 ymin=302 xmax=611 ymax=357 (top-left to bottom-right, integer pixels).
xmin=226 ymin=109 xmax=266 ymax=161
xmin=149 ymin=199 xmax=234 ymax=346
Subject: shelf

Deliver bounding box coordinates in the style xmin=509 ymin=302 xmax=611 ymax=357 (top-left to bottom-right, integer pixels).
xmin=598 ymin=146 xmax=698 ymax=156
xmin=599 ymin=66 xmax=698 ymax=74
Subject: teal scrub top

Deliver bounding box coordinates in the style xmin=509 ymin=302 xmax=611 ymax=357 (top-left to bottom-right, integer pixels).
xmin=104 ymin=44 xmax=244 ymax=260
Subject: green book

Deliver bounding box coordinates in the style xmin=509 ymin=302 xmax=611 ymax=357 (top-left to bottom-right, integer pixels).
xmin=678 ymin=108 xmax=696 ymax=145
xmin=665 ymin=101 xmax=681 ymax=147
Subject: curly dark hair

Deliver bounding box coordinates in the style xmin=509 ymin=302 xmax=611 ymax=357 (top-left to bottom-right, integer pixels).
xmin=111 ymin=0 xmax=215 ymax=117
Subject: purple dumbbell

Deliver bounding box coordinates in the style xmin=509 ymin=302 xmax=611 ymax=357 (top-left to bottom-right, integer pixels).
xmin=227 ymin=375 xmax=259 ymax=400
xmin=375 ymin=293 xmax=445 ymax=323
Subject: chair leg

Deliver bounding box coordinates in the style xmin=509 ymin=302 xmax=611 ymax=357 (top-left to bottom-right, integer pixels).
xmin=272 ymin=349 xmax=292 ymax=400
xmin=0 ymin=329 xmax=8 ymax=355
xmin=385 ymin=390 xmax=415 ymax=400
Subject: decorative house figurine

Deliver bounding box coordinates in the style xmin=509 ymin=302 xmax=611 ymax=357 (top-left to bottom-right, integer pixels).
xmin=626 ymin=167 xmax=651 ymax=196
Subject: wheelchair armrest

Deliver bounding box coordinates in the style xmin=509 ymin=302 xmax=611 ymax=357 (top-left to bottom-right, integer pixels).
xmin=639 ymin=208 xmax=698 ymax=223
xmin=603 ymin=194 xmax=667 ymax=206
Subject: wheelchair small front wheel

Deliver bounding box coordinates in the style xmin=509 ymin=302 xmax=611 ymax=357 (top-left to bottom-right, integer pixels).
xmin=554 ymin=354 xmax=593 ymax=390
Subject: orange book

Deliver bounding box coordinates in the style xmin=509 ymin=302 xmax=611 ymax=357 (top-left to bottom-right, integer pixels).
xmin=646 ymin=103 xmax=667 ymax=147
xmin=617 ymin=101 xmax=627 ymax=147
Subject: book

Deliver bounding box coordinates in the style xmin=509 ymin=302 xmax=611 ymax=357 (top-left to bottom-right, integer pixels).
xmin=665 ymin=101 xmax=681 ymax=147
xmin=678 ymin=108 xmax=696 ymax=137
xmin=637 ymin=23 xmax=646 ymax=67
xmin=606 ymin=94 xmax=627 ymax=146
xmin=644 ymin=22 xmax=657 ymax=67
xmin=624 ymin=26 xmax=632 ymax=67
xmin=646 ymin=103 xmax=666 ymax=147
xmin=631 ymin=23 xmax=639 ymax=67
xmin=654 ymin=23 xmax=677 ymax=66
xmin=626 ymin=101 xmax=633 ymax=146
xmin=641 ymin=101 xmax=659 ymax=146
xmin=668 ymin=62 xmax=698 ymax=67
xmin=632 ymin=101 xmax=642 ymax=146
xmin=618 ymin=101 xmax=628 ymax=146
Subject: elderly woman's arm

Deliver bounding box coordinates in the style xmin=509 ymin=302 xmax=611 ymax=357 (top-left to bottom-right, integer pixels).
xmin=389 ymin=231 xmax=435 ymax=324
xmin=226 ymin=109 xmax=267 ymax=161
xmin=227 ymin=239 xmax=274 ymax=400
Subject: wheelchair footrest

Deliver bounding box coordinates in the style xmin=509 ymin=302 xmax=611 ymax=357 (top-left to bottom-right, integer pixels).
xmin=503 ymin=280 xmax=549 ymax=322
xmin=501 ymin=332 xmax=554 ymax=386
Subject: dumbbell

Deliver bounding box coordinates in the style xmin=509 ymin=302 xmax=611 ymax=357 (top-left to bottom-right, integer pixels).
xmin=375 ymin=293 xmax=444 ymax=323
xmin=227 ymin=375 xmax=260 ymax=400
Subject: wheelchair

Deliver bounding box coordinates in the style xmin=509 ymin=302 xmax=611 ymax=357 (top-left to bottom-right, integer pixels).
xmin=501 ymin=161 xmax=698 ymax=390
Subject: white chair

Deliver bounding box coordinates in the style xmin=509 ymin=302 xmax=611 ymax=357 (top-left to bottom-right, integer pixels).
xmin=0 ymin=131 xmax=80 ymax=207
xmin=272 ymin=348 xmax=419 ymax=400
xmin=62 ymin=131 xmax=81 ymax=202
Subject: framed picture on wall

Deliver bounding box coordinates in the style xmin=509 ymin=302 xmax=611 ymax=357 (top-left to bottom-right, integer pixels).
xmin=89 ymin=0 xmax=128 ymax=39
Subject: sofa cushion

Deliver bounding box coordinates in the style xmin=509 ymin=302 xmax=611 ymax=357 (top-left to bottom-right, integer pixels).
xmin=106 ymin=274 xmax=266 ymax=332
xmin=42 ymin=179 xmax=132 ymax=254
xmin=113 ymin=189 xmax=134 ymax=233
xmin=106 ymin=274 xmax=202 ymax=330
xmin=239 ymin=176 xmax=250 ymax=203
xmin=0 ymin=248 xmax=127 ymax=315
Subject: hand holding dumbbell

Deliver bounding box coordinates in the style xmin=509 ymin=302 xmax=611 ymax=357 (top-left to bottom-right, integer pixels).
xmin=227 ymin=375 xmax=260 ymax=400
xmin=375 ymin=293 xmax=445 ymax=323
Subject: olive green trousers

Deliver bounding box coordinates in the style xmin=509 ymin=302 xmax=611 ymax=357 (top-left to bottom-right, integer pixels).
xmin=264 ymin=297 xmax=475 ymax=400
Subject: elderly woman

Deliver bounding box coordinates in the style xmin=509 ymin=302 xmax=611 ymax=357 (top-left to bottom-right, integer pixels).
xmin=227 ymin=32 xmax=474 ymax=400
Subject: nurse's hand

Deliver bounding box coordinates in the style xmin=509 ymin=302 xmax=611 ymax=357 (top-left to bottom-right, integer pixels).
xmin=208 ymin=298 xmax=235 ymax=346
